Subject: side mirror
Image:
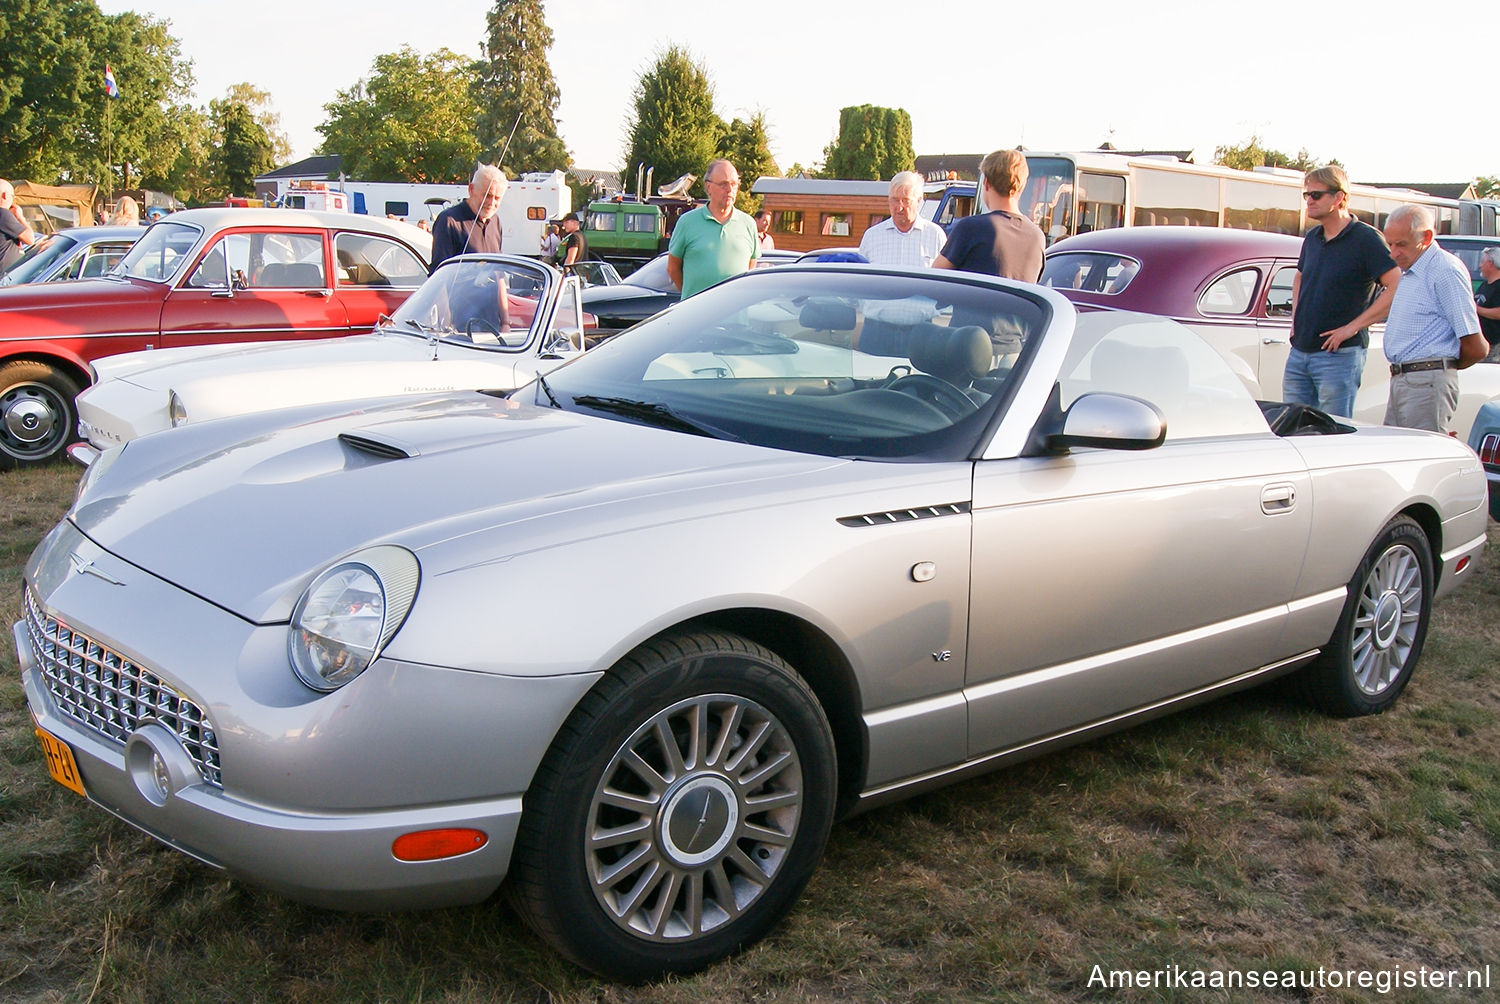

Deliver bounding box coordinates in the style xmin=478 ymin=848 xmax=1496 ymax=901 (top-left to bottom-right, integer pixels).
xmin=1047 ymin=392 xmax=1166 ymax=452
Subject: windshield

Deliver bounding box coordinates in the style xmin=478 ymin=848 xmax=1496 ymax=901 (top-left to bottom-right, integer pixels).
xmin=1059 ymin=312 xmax=1267 ymax=440
xmin=386 ymin=257 xmax=554 ymax=349
xmin=0 ymin=234 xmax=78 ymax=286
xmin=116 ymin=222 xmax=201 ymax=282
xmin=1020 ymin=156 xmax=1076 ymax=240
xmin=624 ymin=254 xmax=676 ymax=292
xmin=538 ymin=267 xmax=1048 ymax=460
xmin=1040 ymin=252 xmax=1139 ymax=294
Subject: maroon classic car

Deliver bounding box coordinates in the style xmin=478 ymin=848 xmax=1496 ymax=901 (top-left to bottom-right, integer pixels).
xmin=1041 ymin=227 xmax=1306 ymax=411
xmin=0 ymin=207 xmax=431 ymax=468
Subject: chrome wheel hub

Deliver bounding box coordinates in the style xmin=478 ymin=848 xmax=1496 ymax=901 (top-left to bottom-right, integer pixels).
xmin=1350 ymin=544 xmax=1423 ymax=696
xmin=3 ymin=393 xmax=56 ymax=444
xmin=586 ymin=694 xmax=803 ymax=942
xmin=660 ymin=774 xmax=739 ymax=867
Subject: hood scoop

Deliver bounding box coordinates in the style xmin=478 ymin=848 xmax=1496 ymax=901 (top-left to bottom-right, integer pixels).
xmin=339 ymin=430 xmax=419 ymax=460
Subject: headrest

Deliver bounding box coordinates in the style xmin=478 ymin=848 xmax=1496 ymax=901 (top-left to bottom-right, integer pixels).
xmin=799 ymin=299 xmax=857 ymax=331
xmin=909 ymin=325 xmax=992 ymax=385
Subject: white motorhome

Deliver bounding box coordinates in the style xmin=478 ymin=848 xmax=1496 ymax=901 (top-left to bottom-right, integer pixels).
xmin=273 ymin=174 xmax=569 ymax=257
xmin=496 ymin=171 xmax=571 ymax=257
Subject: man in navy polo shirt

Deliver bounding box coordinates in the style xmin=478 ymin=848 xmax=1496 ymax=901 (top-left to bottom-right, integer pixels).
xmin=1285 ymin=165 xmax=1399 ymax=418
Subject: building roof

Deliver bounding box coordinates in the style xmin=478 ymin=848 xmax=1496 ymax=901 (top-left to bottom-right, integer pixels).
xmin=752 ymin=177 xmax=890 ymax=197
xmin=1359 ymin=182 xmax=1477 ymax=201
xmin=256 ymin=156 xmax=344 ymax=182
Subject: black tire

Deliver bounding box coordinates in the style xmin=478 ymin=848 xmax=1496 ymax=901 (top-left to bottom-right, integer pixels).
xmin=0 ymin=360 xmax=82 ymax=469
xmin=1300 ymin=515 xmax=1433 ymax=717
xmin=508 ymin=630 xmax=838 ymax=981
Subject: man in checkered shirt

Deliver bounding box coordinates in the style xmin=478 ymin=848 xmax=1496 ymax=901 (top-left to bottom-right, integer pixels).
xmin=857 ymin=172 xmax=946 ymax=268
xmin=1380 ymin=204 xmax=1488 ymax=431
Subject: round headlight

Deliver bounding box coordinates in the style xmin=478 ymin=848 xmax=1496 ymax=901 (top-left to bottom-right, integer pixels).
xmin=289 ymin=546 xmax=420 ymax=692
xmin=168 ymin=390 xmax=188 ymax=427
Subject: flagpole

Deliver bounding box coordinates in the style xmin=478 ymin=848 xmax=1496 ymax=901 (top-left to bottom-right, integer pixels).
xmin=106 ymin=98 xmax=113 ymax=202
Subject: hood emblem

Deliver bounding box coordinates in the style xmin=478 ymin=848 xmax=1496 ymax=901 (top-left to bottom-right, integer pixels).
xmin=69 ymin=552 xmax=125 ymax=586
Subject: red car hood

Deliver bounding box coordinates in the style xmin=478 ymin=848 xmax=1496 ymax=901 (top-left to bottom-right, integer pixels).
xmin=0 ymin=276 xmax=164 ymax=334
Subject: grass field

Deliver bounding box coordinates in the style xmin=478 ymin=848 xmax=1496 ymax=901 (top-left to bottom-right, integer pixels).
xmin=3 ymin=460 xmax=1498 ymax=1003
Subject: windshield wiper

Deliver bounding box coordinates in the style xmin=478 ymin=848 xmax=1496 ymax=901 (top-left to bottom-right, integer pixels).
xmin=536 ymin=372 xmax=560 ymax=408
xmin=570 ymin=395 xmax=743 ymax=442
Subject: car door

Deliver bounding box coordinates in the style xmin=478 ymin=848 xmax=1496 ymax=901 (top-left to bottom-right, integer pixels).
xmin=331 ymin=231 xmax=428 ymax=333
xmin=1185 ymin=262 xmax=1275 ymax=395
xmin=964 ymin=316 xmax=1313 ymax=758
xmin=158 ymin=228 xmax=349 ymax=348
xmin=1253 ymin=260 xmax=1298 ymax=396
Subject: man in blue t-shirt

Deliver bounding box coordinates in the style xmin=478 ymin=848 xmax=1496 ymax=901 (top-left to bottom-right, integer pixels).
xmin=934 ymin=149 xmax=1045 ymax=282
xmin=667 ymin=159 xmax=759 ymax=298
xmin=1285 ymin=165 xmax=1399 ymax=418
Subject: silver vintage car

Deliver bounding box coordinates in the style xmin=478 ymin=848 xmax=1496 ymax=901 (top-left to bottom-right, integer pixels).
xmin=16 ymin=264 xmax=1489 ymax=980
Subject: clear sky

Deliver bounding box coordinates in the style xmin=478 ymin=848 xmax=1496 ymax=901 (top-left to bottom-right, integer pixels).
xmin=97 ymin=0 xmax=1490 ymax=186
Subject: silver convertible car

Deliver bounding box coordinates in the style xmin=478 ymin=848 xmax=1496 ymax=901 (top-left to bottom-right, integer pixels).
xmin=17 ymin=265 xmax=1488 ymax=980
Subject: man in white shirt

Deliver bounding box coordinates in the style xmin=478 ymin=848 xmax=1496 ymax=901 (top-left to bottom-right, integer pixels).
xmin=858 ymin=171 xmax=946 ymax=268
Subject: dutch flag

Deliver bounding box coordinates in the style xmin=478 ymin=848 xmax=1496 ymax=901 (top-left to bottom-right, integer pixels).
xmin=104 ymin=65 xmax=119 ymax=98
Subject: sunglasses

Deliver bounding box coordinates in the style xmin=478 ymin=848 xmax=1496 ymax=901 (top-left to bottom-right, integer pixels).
xmin=1302 ymin=190 xmax=1339 ymax=201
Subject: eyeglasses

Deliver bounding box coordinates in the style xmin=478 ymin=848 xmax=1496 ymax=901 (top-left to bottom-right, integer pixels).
xmin=705 ymin=179 xmax=740 ymax=188
xmin=1302 ymin=190 xmax=1339 ymax=201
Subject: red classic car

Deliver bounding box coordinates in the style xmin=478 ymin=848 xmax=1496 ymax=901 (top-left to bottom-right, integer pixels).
xmin=0 ymin=207 xmax=431 ymax=468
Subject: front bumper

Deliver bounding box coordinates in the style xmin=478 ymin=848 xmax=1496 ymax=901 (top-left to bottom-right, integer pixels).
xmin=18 ymin=522 xmax=600 ymax=910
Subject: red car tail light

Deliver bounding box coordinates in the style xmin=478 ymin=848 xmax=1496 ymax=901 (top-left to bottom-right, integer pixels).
xmin=1478 ymin=434 xmax=1500 ymax=466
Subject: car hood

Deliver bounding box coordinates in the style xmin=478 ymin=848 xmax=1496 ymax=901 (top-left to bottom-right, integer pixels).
xmin=580 ymin=283 xmax=674 ymax=307
xmin=0 ymin=275 xmax=157 ymax=320
xmin=88 ymin=331 xmax=542 ymax=417
xmin=71 ymin=393 xmax=854 ymax=623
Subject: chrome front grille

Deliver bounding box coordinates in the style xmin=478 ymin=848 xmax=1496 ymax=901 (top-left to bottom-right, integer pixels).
xmin=23 ymin=587 xmax=221 ymax=787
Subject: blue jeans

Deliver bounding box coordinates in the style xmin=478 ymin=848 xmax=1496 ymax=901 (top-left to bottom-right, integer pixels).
xmin=1283 ymin=346 xmax=1365 ymax=418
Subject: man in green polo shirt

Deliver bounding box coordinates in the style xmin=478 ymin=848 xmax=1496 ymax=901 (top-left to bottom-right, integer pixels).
xmin=667 ymin=158 xmax=759 ymax=298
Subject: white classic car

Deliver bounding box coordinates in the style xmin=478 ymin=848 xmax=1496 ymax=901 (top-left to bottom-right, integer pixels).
xmin=71 ymin=254 xmax=590 ymax=463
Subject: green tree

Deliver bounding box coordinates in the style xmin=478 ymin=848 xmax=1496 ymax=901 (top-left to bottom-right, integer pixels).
xmin=0 ymin=0 xmax=97 ymax=180
xmin=210 ymin=98 xmax=274 ymax=196
xmin=1474 ymin=176 xmax=1500 ymax=200
xmin=474 ymin=0 xmax=569 ymax=175
xmin=717 ymin=111 xmax=778 ymax=213
xmin=0 ymin=1 xmax=197 ymax=192
xmin=223 ymin=82 xmax=292 ymax=164
xmin=318 ymin=47 xmax=482 ymax=183
xmin=820 ymin=105 xmax=914 ymax=181
xmin=621 ymin=46 xmax=723 ymax=199
xmin=155 ymin=101 xmax=215 ymax=203
xmin=1214 ymin=135 xmax=1328 ymax=172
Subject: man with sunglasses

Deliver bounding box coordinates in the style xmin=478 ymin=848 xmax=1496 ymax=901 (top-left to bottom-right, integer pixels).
xmin=1284 ymin=165 xmax=1400 ymax=418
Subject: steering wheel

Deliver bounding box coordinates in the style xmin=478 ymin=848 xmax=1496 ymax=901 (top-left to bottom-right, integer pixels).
xmin=886 ymin=373 xmax=975 ymax=420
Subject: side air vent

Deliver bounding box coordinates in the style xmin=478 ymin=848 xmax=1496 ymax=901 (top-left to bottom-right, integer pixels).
xmin=838 ymin=502 xmax=970 ymax=527
xmin=338 ymin=432 xmax=419 ymax=460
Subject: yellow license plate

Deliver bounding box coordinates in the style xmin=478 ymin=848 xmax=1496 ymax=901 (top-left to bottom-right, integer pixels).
xmin=34 ymin=719 xmax=87 ymax=797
